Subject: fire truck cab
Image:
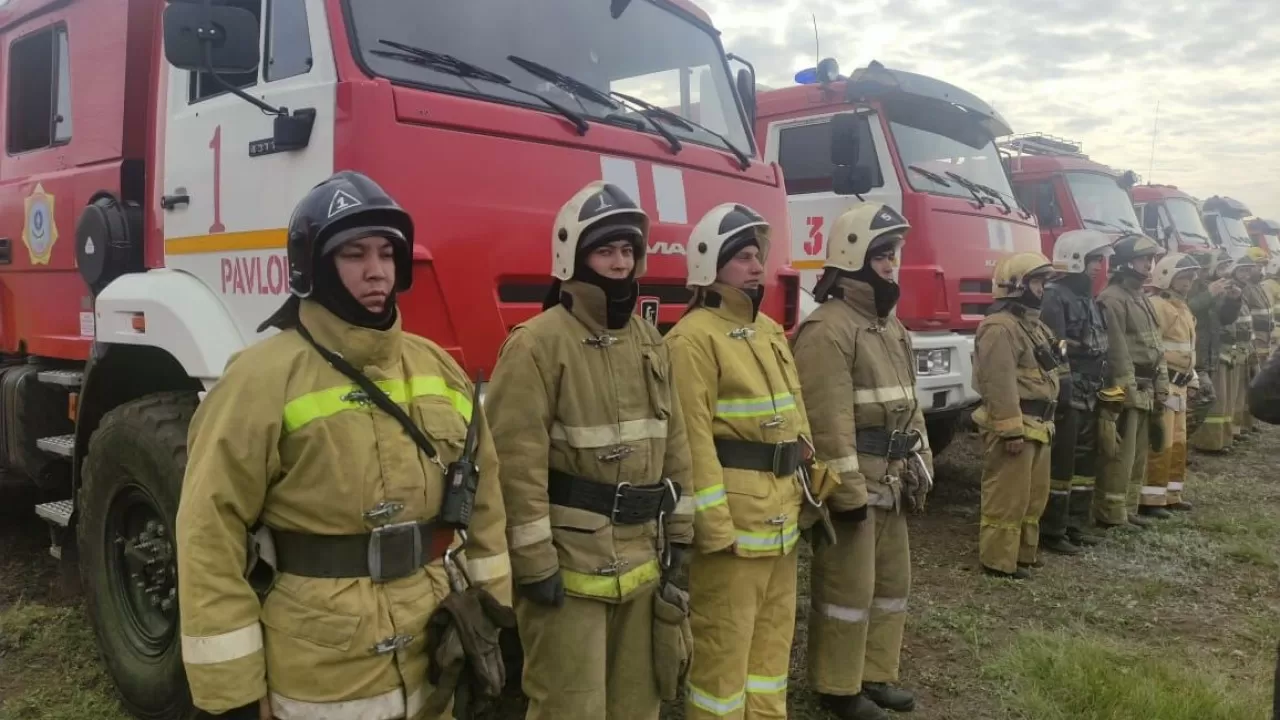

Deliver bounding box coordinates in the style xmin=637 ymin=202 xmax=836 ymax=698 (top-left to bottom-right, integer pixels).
xmin=751 ymin=59 xmax=1041 ymax=453
xmin=1201 ymin=195 xmax=1258 ymax=262
xmin=0 ymin=0 xmax=790 ymax=716
xmin=1130 ymin=184 xmax=1216 ymax=255
xmin=1000 ymin=134 xmax=1144 ymax=263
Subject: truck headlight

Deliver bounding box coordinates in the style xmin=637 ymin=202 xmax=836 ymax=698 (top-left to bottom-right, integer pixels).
xmin=916 ymin=348 xmax=952 ymax=376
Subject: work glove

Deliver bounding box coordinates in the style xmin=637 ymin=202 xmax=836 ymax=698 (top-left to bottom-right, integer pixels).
xmin=1004 ymin=437 xmax=1025 ymax=456
xmin=424 ymin=586 xmax=518 ymax=719
xmin=664 ymin=543 xmax=689 ymax=575
xmin=1149 ymin=412 xmax=1166 ymax=452
xmin=519 ymin=572 xmax=565 ymax=608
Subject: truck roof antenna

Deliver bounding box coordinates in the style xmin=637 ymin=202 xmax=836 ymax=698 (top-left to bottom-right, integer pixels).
xmin=812 ymin=13 xmax=820 ymax=69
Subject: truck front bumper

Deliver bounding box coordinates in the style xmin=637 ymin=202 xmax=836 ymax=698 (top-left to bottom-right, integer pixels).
xmin=910 ymin=331 xmax=979 ymax=415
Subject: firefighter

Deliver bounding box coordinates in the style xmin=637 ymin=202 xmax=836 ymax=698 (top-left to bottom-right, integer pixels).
xmin=1145 ymin=254 xmax=1201 ymax=511
xmin=973 ymin=252 xmax=1060 ymax=579
xmin=792 ymin=204 xmax=932 ymax=720
xmin=1240 ymin=247 xmax=1275 ymax=433
xmin=484 ymin=182 xmax=694 ymax=720
xmin=176 ymin=171 xmax=513 ymax=720
xmin=1188 ymin=250 xmax=1243 ymax=452
xmin=1263 ymin=257 xmax=1280 ymax=348
xmin=1095 ymin=234 xmax=1169 ymax=527
xmin=667 ymin=204 xmax=813 ymax=720
xmin=1038 ymin=230 xmax=1113 ymax=552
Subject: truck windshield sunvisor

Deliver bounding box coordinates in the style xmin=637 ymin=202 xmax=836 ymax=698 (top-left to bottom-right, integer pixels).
xmin=344 ymin=0 xmax=753 ymax=155
xmin=1165 ymin=198 xmax=1211 ymax=242
xmin=886 ymin=96 xmax=1013 ymax=202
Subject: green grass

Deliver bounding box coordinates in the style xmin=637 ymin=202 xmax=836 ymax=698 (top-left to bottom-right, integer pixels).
xmin=0 ymin=603 xmax=129 ymax=720
xmin=985 ymin=629 xmax=1273 ymax=720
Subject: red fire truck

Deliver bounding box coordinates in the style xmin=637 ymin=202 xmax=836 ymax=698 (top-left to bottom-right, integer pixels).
xmin=1000 ymin=134 xmax=1144 ymax=258
xmin=1201 ymin=195 xmax=1259 ymax=262
xmin=0 ymin=0 xmax=793 ymax=716
xmin=1130 ymin=184 xmax=1216 ymax=255
xmin=750 ymin=59 xmax=1040 ymax=453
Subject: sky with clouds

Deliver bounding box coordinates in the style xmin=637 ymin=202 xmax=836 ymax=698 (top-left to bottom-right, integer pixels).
xmin=698 ymin=0 xmax=1280 ymax=221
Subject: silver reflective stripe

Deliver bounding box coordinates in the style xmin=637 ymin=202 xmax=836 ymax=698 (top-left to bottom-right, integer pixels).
xmin=1050 ymin=490 xmax=1070 ymax=497
xmin=1167 ymin=481 xmax=1184 ymax=491
xmin=549 ymin=418 xmax=668 ymax=448
xmin=406 ymin=684 xmax=427 ymax=717
xmin=826 ymin=455 xmax=860 ymax=474
xmin=819 ymin=603 xmax=869 ymax=623
xmin=873 ymin=596 xmax=909 ymax=613
xmin=465 ymin=552 xmax=511 ymax=584
xmin=181 ymin=623 xmax=263 ymax=665
xmin=508 ymin=516 xmax=552 ymax=549
xmin=1164 ymin=341 xmax=1194 ymax=352
xmin=674 ymin=495 xmax=696 ymax=516
xmin=853 ymin=386 xmax=915 ymax=405
xmin=1140 ymin=486 xmax=1168 ymax=496
xmin=271 ymin=687 xmax=406 ymax=720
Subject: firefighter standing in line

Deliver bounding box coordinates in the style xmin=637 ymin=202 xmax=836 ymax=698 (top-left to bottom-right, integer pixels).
xmin=972 ymin=252 xmax=1060 ymax=580
xmin=484 ymin=182 xmax=695 ymax=720
xmin=176 ymin=171 xmax=513 ymax=720
xmin=1145 ymin=254 xmax=1201 ymax=511
xmin=1188 ymin=250 xmax=1243 ymax=452
xmin=1240 ymin=247 xmax=1275 ymax=432
xmin=1095 ymin=234 xmax=1169 ymax=527
xmin=1227 ymin=253 xmax=1260 ymax=441
xmin=792 ymin=204 xmax=932 ymax=720
xmin=1263 ymin=257 xmax=1280 ymax=348
xmin=1038 ymin=230 xmax=1114 ymax=553
xmin=667 ymin=204 xmax=815 ymax=720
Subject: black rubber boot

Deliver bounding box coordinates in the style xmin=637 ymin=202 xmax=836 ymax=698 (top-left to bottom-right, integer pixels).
xmin=819 ymin=692 xmax=890 ymax=720
xmin=983 ymin=565 xmax=1030 ymax=580
xmin=1138 ymin=505 xmax=1173 ymax=520
xmin=1128 ymin=513 xmax=1153 ymax=528
xmin=1041 ymin=536 xmax=1083 ymax=555
xmin=863 ymin=682 xmax=916 ymax=712
xmin=1066 ymin=527 xmax=1104 ymax=546
xmin=1167 ymin=501 xmax=1193 ymax=512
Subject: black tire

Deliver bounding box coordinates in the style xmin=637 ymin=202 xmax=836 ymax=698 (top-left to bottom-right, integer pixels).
xmin=78 ymin=391 xmax=199 ymax=720
xmin=926 ymin=414 xmax=960 ymax=457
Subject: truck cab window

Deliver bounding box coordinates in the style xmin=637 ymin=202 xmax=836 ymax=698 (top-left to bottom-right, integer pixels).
xmin=1027 ymin=181 xmax=1061 ymax=227
xmin=777 ymin=117 xmax=882 ymax=195
xmin=7 ymin=25 xmax=72 ymax=153
xmin=265 ymin=0 xmax=312 ymax=81
xmin=189 ymin=0 xmax=262 ymax=103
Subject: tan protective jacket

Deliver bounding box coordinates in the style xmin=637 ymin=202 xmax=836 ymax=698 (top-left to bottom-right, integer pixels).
xmin=791 ymin=279 xmax=933 ymax=511
xmin=973 ymin=302 xmax=1061 ymax=444
xmin=1098 ymin=276 xmax=1169 ymax=411
xmin=176 ymin=301 xmax=511 ymax=718
xmin=1264 ymin=278 xmax=1280 ymax=344
xmin=1244 ymin=282 xmax=1275 ymax=359
xmin=486 ymin=281 xmax=693 ymax=603
xmin=1148 ymin=290 xmax=1199 ymax=387
xmin=666 ymin=284 xmax=809 ymax=557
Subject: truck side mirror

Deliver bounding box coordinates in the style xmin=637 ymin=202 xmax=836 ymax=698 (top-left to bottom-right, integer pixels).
xmin=162 ymin=2 xmax=260 ymax=74
xmin=830 ymin=113 xmax=861 ymax=166
xmin=833 ymin=166 xmax=874 ymax=197
xmin=736 ymin=68 xmax=756 ymax=129
xmin=1163 ymin=225 xmax=1175 ymax=243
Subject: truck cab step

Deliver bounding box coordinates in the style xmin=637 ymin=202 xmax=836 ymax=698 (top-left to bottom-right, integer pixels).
xmin=37 ymin=434 xmax=75 ymax=458
xmin=37 ymin=369 xmax=83 ymax=388
xmin=35 ymin=499 xmax=74 ymax=559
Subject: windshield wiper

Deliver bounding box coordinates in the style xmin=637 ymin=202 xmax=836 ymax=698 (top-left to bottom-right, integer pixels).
xmin=944 ymin=171 xmax=988 ymax=209
xmin=506 ymin=55 xmax=619 ymax=110
xmin=610 ymin=90 xmax=752 ymax=171
xmin=1083 ymin=218 xmax=1144 ymax=240
xmin=907 ymin=165 xmax=952 ymax=187
xmin=973 ymin=181 xmax=1012 ymax=215
xmin=372 ymin=40 xmax=589 ymax=135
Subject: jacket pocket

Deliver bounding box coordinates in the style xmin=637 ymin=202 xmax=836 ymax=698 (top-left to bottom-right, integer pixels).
xmin=722 ymin=467 xmax=771 ymax=499
xmin=549 ymin=504 xmax=611 ymax=574
xmin=413 ymin=400 xmax=469 ymax=448
xmin=770 ymin=337 xmax=802 ymax=394
xmin=641 ymin=349 xmax=672 ymax=420
xmin=261 ymin=585 xmax=362 ymax=652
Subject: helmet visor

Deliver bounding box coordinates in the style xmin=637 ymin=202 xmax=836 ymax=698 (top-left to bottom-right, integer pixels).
xmin=320 ymin=225 xmax=409 ymax=257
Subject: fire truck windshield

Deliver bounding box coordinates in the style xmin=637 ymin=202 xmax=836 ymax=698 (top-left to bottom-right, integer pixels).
xmin=346 ymin=0 xmax=752 ymax=156
xmin=1065 ymin=172 xmax=1142 ymax=232
xmin=1166 ymin=198 xmax=1212 ymax=243
xmin=1218 ymin=216 xmax=1253 ymax=247
xmin=887 ymin=108 xmax=1013 ymax=202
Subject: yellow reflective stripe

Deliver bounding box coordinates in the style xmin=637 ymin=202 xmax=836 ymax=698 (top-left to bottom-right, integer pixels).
xmin=746 ymin=674 xmax=788 ymax=694
xmin=687 ymin=683 xmax=745 ymax=715
xmin=980 ymin=516 xmax=1021 ymax=532
xmin=715 ymin=392 xmax=796 ymax=419
xmin=695 ymin=484 xmax=728 ymax=512
xmin=549 ymin=418 xmax=668 ymax=448
xmin=736 ymin=523 xmax=799 ymax=553
xmin=826 ymin=455 xmax=860 ymax=474
xmin=282 ymin=375 xmax=471 ymax=433
xmin=181 ymin=623 xmax=262 ymax=665
xmin=561 ymin=559 xmax=659 ymax=600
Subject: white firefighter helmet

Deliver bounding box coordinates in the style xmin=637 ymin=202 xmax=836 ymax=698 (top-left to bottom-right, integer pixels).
xmin=551 ymin=181 xmax=650 ymax=282
xmin=1267 ymin=255 xmax=1280 ymax=277
xmin=1148 ymin=252 xmax=1201 ymax=291
xmin=686 ymin=203 xmax=771 ymax=288
xmin=993 ymin=251 xmax=1054 ymax=299
xmin=1051 ymin=229 xmax=1114 ymax=274
xmin=824 ymin=203 xmax=909 ymax=272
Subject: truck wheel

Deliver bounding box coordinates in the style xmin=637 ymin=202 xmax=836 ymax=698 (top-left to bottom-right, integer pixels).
xmin=78 ymin=392 xmax=199 ymax=720
xmin=926 ymin=414 xmax=960 ymax=457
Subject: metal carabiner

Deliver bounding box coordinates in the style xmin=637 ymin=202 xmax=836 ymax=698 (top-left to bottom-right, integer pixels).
xmin=442 ymin=529 xmax=472 ymax=593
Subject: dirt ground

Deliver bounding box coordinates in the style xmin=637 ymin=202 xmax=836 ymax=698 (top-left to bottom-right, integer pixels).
xmin=2 ymin=426 xmax=1277 ymax=720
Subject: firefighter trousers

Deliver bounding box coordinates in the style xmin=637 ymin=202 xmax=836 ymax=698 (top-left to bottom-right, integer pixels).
xmin=686 ymin=549 xmax=798 ymax=720
xmin=1190 ymin=364 xmax=1234 ymax=451
xmin=1235 ymin=358 xmax=1257 ymax=434
xmin=515 ymin=588 xmax=659 ymax=720
xmin=1043 ymin=406 xmax=1077 ymax=541
xmin=1147 ymin=386 xmax=1189 ymax=506
xmin=1095 ymin=408 xmax=1149 ymax=523
xmin=807 ymin=507 xmax=910 ymax=695
xmin=979 ymin=431 xmax=1050 ymax=574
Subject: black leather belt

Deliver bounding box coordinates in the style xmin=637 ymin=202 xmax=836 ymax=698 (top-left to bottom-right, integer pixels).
xmin=714 ymin=438 xmax=803 ymax=476
xmin=273 ymin=520 xmax=454 ymax=582
xmin=1253 ymin=317 xmax=1275 ymax=332
xmin=855 ymin=428 xmax=922 ymax=459
xmin=1020 ymin=398 xmax=1057 ymax=421
xmin=547 ymin=470 xmax=677 ymax=524
xmin=1169 ymin=369 xmax=1193 ymax=387
xmin=1133 ymin=363 xmax=1158 ymax=380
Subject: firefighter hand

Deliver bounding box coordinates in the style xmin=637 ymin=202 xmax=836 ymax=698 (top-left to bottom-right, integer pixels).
xmin=1004 ymin=438 xmax=1025 ymax=455
xmin=1208 ymin=278 xmax=1230 ymax=297
xmin=259 ymin=697 xmax=272 ymax=720
xmin=519 ymin=572 xmax=565 ymax=608
xmin=1227 ymin=283 xmax=1243 ymax=298
xmin=666 ymin=544 xmax=689 ymax=573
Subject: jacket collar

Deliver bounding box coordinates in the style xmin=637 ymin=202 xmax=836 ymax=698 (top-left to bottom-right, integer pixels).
xmin=833 ymin=277 xmax=879 ymax=322
xmin=699 ymin=282 xmax=758 ymax=325
xmin=558 ymin=280 xmax=640 ymax=337
xmin=298 ymin=299 xmax=402 ymax=368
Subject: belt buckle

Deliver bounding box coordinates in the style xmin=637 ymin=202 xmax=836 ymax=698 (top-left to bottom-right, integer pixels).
xmin=611 ymin=482 xmax=633 ymax=524
xmin=367 ymin=521 xmax=423 ymax=583
xmin=771 ymin=442 xmax=795 ymax=476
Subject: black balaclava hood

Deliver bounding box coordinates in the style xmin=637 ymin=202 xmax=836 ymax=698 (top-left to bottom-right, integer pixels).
xmin=313 ymin=251 xmax=398 ymax=330
xmin=571 ymin=226 xmax=642 ymax=329
xmin=1059 ymin=270 xmax=1094 ymax=297
xmin=716 ymin=233 xmax=764 ymax=316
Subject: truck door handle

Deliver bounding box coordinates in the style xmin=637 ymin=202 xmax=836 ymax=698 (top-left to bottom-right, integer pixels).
xmin=160 ymin=193 xmax=190 ymax=210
